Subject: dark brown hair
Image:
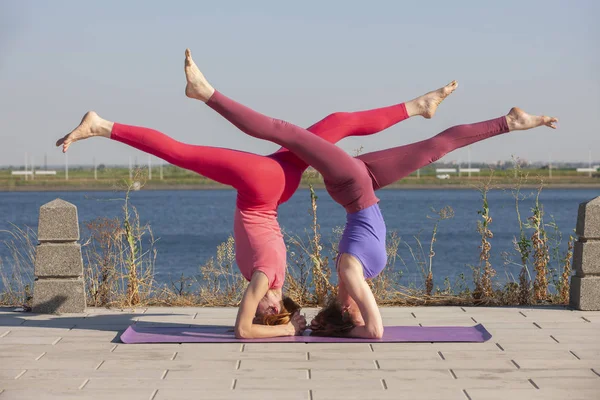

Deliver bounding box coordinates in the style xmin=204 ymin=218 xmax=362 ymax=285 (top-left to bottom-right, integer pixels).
xmin=310 ymin=298 xmax=355 ymax=337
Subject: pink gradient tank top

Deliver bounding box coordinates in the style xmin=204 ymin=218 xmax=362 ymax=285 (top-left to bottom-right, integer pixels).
xmin=233 ymin=207 xmax=286 ymax=289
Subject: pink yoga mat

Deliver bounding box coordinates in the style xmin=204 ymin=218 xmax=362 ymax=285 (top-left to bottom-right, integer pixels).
xmin=120 ymin=324 xmax=491 ymax=343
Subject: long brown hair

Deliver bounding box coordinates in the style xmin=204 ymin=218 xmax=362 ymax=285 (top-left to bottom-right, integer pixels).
xmin=310 ymin=298 xmax=355 ymax=337
xmin=260 ymin=296 xmax=301 ymax=326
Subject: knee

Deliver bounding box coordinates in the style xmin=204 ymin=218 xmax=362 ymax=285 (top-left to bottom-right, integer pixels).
xmin=327 ymin=112 xmax=350 ymax=121
xmin=324 ymin=112 xmax=354 ymax=128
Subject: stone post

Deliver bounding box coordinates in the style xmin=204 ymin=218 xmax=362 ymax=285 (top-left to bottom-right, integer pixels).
xmin=570 ymin=196 xmax=600 ymax=311
xmin=32 ymin=199 xmax=86 ymax=313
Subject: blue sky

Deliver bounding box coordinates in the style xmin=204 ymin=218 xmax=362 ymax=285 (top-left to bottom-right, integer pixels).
xmin=1 ymin=0 xmax=598 ymax=167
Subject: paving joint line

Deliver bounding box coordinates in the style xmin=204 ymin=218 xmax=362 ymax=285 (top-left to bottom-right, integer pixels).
xmin=14 ymin=370 xmax=27 ymax=380
xmin=528 ymin=379 xmax=539 ymax=389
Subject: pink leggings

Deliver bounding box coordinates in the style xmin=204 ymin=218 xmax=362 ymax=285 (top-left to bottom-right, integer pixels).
xmin=206 ymin=91 xmax=510 ymax=213
xmin=111 ymin=98 xmax=409 ymax=211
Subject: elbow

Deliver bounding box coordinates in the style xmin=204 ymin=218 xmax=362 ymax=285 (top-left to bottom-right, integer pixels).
xmin=234 ymin=327 xmax=251 ymax=340
xmin=366 ymin=325 xmax=384 ymax=339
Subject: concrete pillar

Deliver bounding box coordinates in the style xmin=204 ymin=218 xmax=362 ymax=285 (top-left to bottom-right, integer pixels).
xmin=32 ymin=199 xmax=86 ymax=313
xmin=570 ymin=196 xmax=600 ymax=311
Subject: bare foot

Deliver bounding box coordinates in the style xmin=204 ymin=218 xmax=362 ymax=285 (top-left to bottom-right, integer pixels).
xmin=55 ymin=112 xmax=112 ymax=153
xmin=407 ymin=80 xmax=459 ymax=119
xmin=506 ymin=107 xmax=558 ymax=131
xmin=184 ymin=48 xmax=215 ymax=102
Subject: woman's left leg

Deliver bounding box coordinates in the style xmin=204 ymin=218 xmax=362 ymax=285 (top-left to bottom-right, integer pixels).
xmin=357 ymin=108 xmax=558 ymax=190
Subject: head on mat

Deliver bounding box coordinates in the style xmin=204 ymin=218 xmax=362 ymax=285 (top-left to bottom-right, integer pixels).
xmin=309 ymin=298 xmax=355 ymax=337
xmin=254 ymin=296 xmax=301 ymax=326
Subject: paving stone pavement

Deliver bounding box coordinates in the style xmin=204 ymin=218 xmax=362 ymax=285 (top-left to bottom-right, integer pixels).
xmin=0 ymin=306 xmax=599 ymax=399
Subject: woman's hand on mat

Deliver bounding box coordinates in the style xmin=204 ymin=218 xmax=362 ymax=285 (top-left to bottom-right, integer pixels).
xmin=290 ymin=312 xmax=307 ymax=335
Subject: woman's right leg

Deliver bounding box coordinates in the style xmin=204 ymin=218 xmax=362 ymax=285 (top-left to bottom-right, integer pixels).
xmin=182 ymin=49 xmax=454 ymax=210
xmin=57 ymin=112 xmax=284 ymax=209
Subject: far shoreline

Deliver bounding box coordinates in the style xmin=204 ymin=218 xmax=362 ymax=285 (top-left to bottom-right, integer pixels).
xmin=1 ymin=183 xmax=599 ymax=192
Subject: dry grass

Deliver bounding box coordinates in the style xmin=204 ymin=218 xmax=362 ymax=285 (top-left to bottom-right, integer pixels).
xmin=82 ymin=170 xmax=157 ymax=308
xmin=285 ymin=185 xmax=335 ymax=306
xmin=530 ymin=186 xmax=550 ymax=301
xmin=0 ymin=225 xmax=36 ymax=308
xmin=472 ymin=173 xmax=496 ymax=302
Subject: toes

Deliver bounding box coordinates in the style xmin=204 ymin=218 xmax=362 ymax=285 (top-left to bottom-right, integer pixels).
xmin=543 ymin=116 xmax=558 ymax=129
xmin=56 ymin=133 xmax=71 ymax=147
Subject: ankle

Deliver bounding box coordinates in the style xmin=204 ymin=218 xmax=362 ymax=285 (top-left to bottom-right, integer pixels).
xmin=201 ymin=86 xmax=215 ymax=103
xmin=504 ymin=115 xmax=515 ymax=132
xmin=93 ymin=118 xmax=114 ymax=138
xmin=404 ymin=99 xmax=421 ymax=118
